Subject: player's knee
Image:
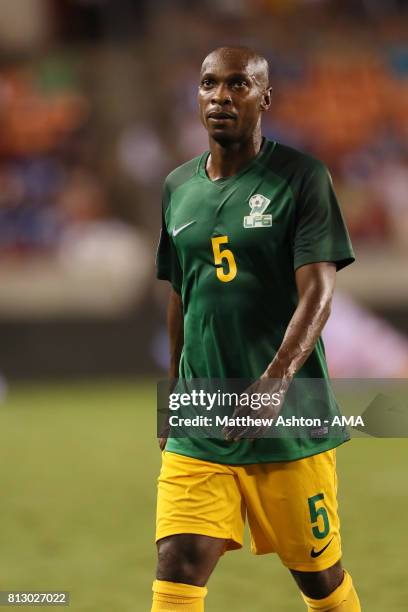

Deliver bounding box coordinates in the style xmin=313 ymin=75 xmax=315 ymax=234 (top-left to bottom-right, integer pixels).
xmin=156 ymin=535 xmax=224 ymax=586
xmin=156 ymin=548 xmax=198 ymax=585
xmin=290 ymin=560 xmax=344 ymax=599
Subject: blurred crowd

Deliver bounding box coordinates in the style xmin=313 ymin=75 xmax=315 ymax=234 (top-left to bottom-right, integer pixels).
xmin=0 ymin=56 xmax=89 ymax=254
xmin=0 ymin=0 xmax=407 ymax=260
xmin=0 ymin=0 xmax=407 ymax=375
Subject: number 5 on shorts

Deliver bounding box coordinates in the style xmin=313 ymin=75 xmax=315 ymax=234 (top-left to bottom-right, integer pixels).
xmin=211 ymin=236 xmax=237 ymax=283
xmin=308 ymin=493 xmax=330 ymax=539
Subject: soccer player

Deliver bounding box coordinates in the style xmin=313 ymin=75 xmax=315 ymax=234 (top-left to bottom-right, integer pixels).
xmin=153 ymin=46 xmax=361 ymax=611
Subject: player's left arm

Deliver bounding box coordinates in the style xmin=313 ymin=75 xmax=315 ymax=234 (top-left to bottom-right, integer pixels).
xmin=262 ymin=261 xmax=336 ymax=383
xmin=224 ymin=261 xmax=336 ymax=441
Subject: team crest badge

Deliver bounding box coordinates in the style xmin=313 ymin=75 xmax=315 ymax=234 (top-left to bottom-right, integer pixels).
xmin=243 ymin=194 xmax=272 ymax=228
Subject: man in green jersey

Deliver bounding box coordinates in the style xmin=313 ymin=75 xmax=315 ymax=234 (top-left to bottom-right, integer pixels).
xmin=152 ymin=46 xmax=361 ymax=612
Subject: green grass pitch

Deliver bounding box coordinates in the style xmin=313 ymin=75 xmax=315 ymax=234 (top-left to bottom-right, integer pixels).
xmin=0 ymin=380 xmax=407 ymax=611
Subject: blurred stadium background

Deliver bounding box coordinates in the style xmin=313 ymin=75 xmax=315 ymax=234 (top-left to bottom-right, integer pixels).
xmin=0 ymin=1 xmax=407 ymax=610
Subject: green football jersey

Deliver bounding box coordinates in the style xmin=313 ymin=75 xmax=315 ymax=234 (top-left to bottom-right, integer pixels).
xmin=157 ymin=138 xmax=355 ymax=464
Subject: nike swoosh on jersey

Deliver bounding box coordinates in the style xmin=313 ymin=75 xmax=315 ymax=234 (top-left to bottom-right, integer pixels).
xmin=310 ymin=537 xmax=334 ymax=558
xmin=172 ymin=220 xmax=196 ymax=237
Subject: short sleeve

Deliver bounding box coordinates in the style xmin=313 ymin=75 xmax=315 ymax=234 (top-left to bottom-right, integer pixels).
xmin=294 ymin=162 xmax=355 ymax=272
xmin=156 ymin=187 xmax=183 ymax=293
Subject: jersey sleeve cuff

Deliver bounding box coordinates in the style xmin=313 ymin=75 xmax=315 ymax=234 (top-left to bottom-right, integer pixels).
xmin=294 ymin=252 xmax=355 ymax=272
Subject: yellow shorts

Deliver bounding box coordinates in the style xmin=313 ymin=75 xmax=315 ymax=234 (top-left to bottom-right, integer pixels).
xmin=156 ymin=449 xmax=341 ymax=572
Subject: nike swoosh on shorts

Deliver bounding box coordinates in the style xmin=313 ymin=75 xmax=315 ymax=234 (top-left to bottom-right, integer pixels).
xmin=310 ymin=537 xmax=334 ymax=558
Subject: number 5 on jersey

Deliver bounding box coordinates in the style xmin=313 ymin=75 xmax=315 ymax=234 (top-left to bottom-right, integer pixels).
xmin=211 ymin=236 xmax=237 ymax=283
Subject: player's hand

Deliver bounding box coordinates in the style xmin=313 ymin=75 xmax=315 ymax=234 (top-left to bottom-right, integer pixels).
xmin=158 ymin=420 xmax=170 ymax=451
xmin=223 ymin=372 xmax=290 ymax=442
xmin=158 ymin=379 xmax=174 ymax=452
xmin=158 ymin=418 xmax=170 ymax=451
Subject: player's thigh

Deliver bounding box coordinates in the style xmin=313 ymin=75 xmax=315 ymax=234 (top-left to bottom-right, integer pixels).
xmin=156 ymin=451 xmax=245 ymax=551
xmin=240 ymin=449 xmax=341 ymax=571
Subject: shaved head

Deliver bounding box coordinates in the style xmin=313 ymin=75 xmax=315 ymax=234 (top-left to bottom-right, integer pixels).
xmin=201 ymin=46 xmax=270 ymax=89
xmin=198 ymin=45 xmax=272 ymax=147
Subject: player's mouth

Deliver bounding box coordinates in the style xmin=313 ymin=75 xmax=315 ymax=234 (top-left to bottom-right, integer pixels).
xmin=207 ymin=111 xmax=237 ymax=122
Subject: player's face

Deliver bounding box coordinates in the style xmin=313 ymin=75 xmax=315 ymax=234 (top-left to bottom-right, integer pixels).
xmin=198 ymin=54 xmax=269 ymax=144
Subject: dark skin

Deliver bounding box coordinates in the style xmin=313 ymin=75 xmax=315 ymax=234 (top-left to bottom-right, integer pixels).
xmin=156 ymin=46 xmax=344 ymax=600
xmin=198 ymin=46 xmax=271 ymax=179
xmin=158 ymin=290 xmax=183 ymax=449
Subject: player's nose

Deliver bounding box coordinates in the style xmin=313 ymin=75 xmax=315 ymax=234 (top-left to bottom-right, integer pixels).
xmin=211 ymin=83 xmax=232 ymax=105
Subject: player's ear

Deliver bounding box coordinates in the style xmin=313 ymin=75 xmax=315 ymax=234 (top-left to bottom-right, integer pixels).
xmin=260 ymin=86 xmax=272 ymax=111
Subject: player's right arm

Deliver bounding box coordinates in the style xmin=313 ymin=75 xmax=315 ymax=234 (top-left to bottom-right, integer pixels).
xmin=168 ymin=288 xmax=184 ymax=380
xmin=159 ymin=288 xmax=184 ymax=451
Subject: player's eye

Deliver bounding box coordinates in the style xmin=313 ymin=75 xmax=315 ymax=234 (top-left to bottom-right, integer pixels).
xmin=232 ymin=80 xmax=248 ymax=89
xmin=201 ymin=79 xmax=214 ymax=88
